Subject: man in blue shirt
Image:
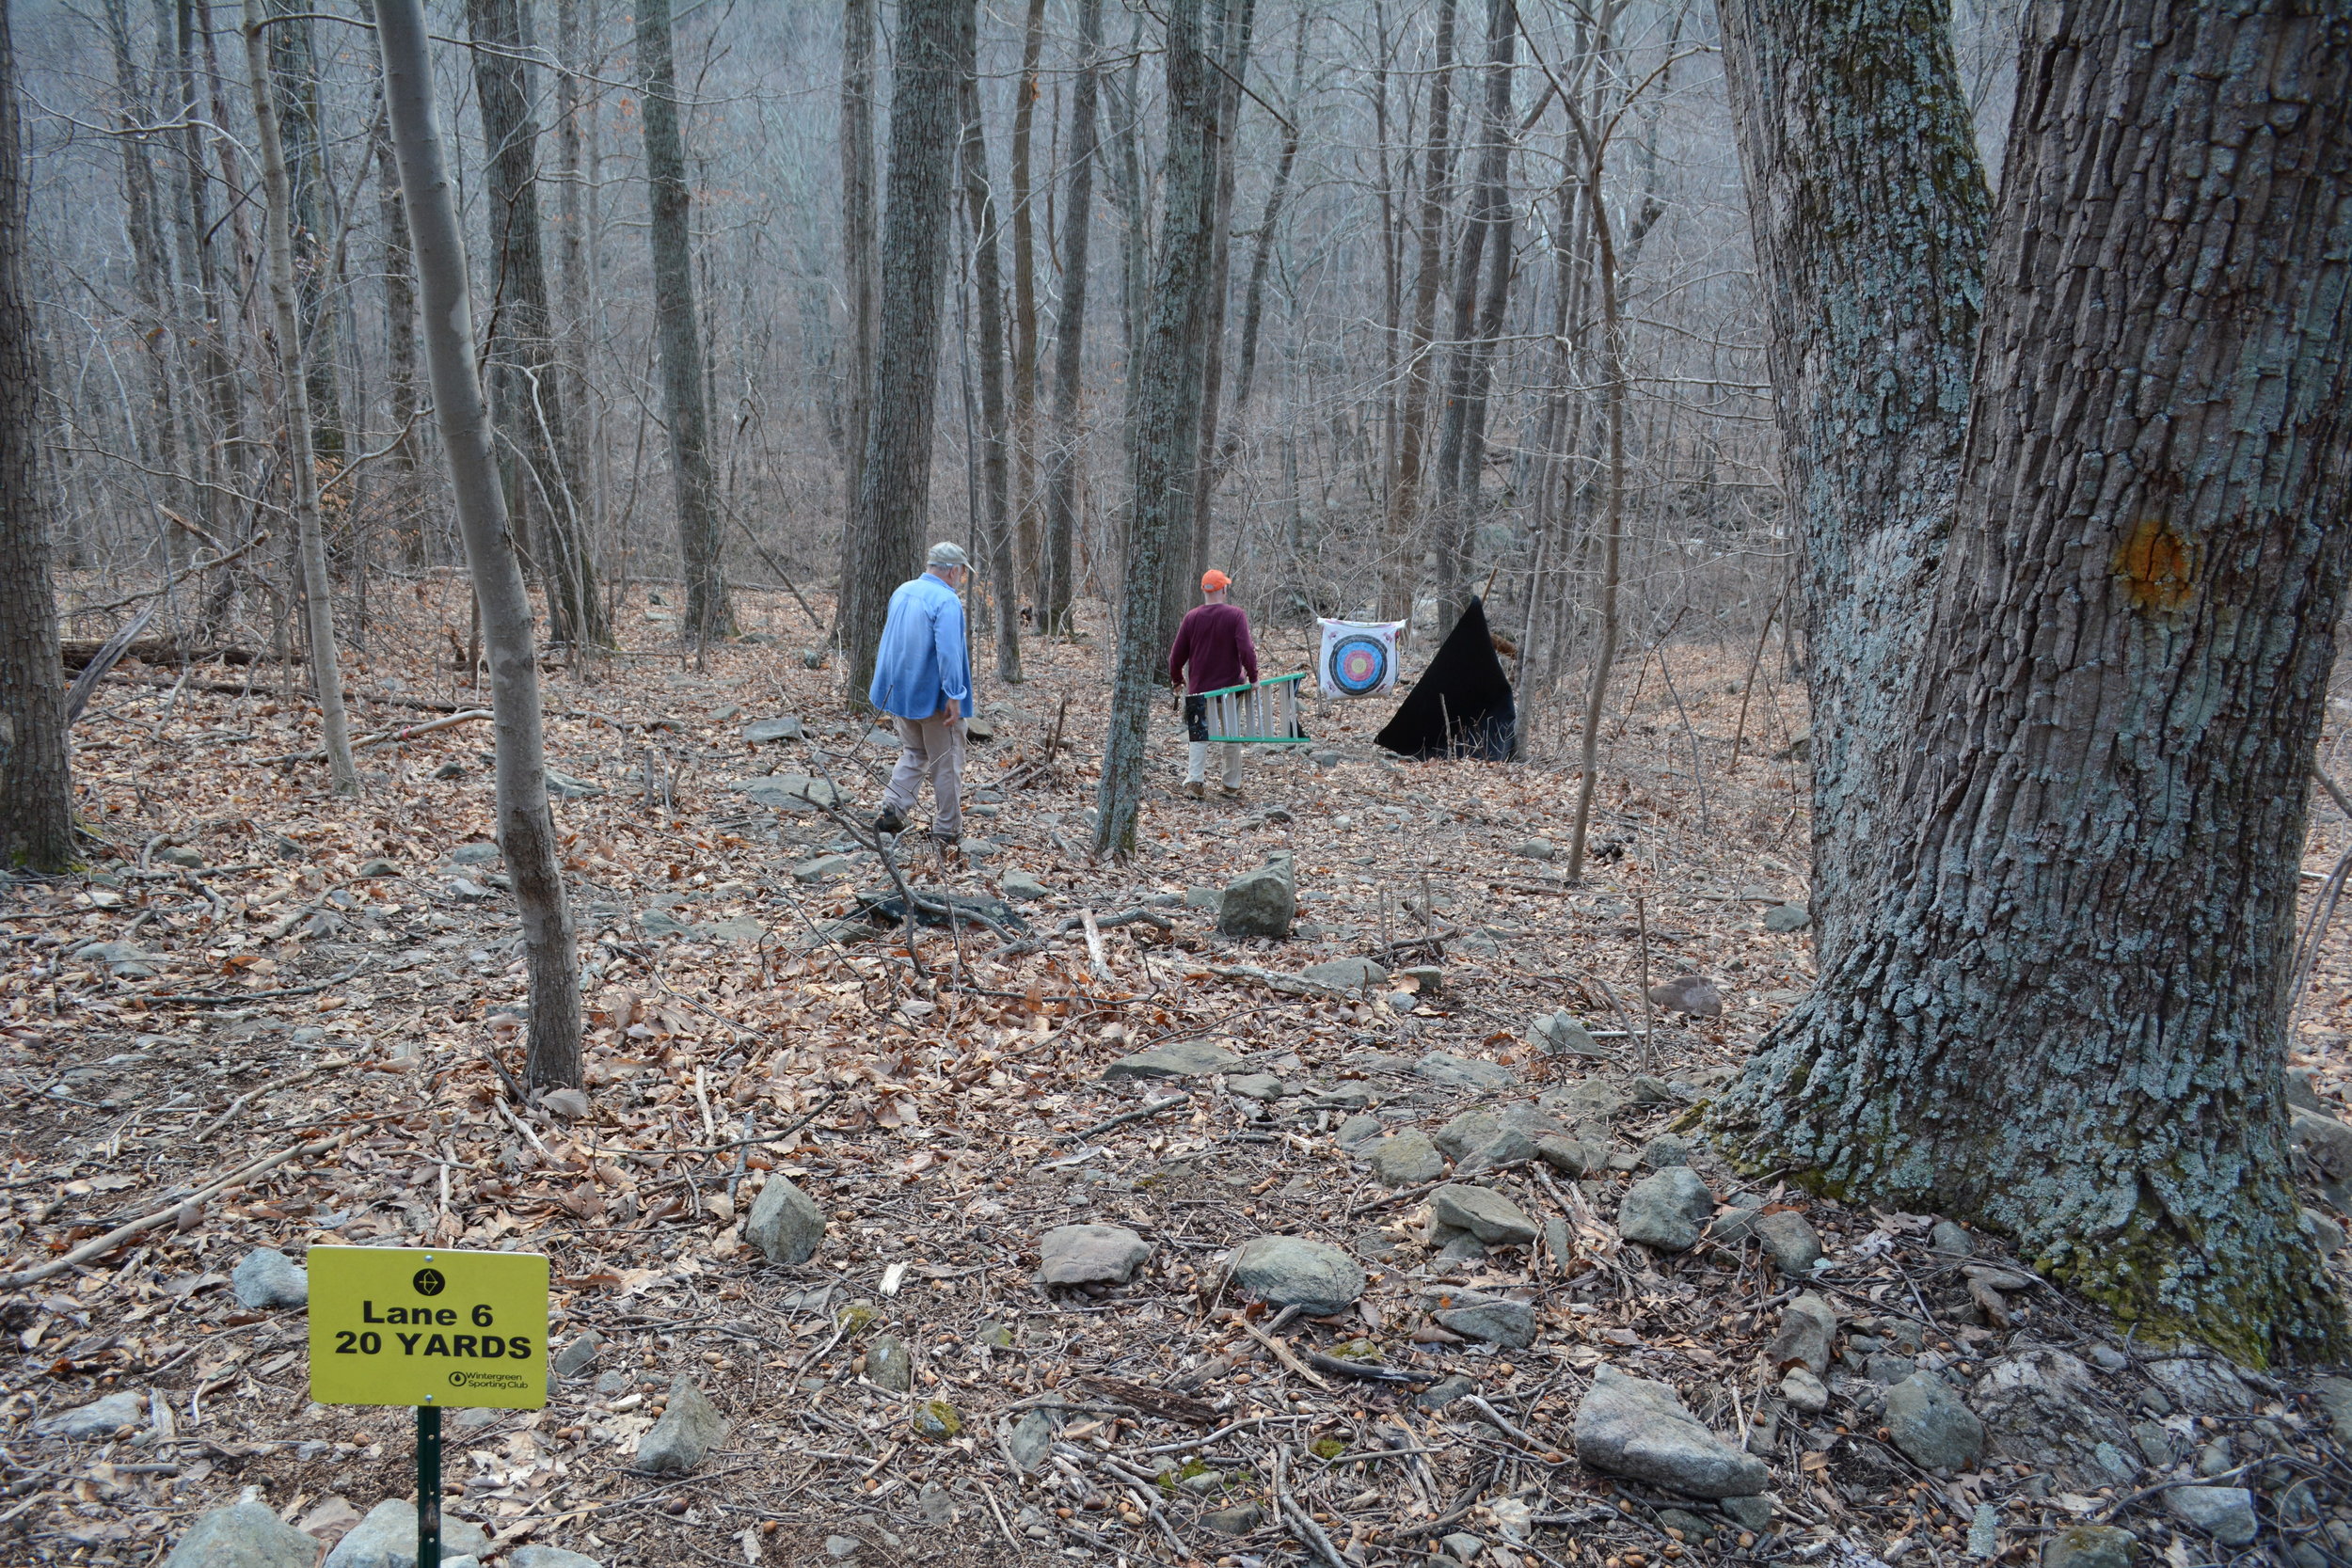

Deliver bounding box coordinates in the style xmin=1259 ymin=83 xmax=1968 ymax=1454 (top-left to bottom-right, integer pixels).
xmin=868 ymin=542 xmax=975 ymax=846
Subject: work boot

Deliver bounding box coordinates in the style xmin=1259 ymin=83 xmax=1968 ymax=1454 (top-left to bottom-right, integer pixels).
xmin=873 ymin=804 xmax=907 ymax=836
xmin=1184 ymin=780 xmax=1205 ymax=800
xmin=1218 ymin=785 xmax=1245 ymax=802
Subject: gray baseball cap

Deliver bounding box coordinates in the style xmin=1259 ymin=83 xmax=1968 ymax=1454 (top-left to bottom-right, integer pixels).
xmin=928 ymin=541 xmax=971 ymax=569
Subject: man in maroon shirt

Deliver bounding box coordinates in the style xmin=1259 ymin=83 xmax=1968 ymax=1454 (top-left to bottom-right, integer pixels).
xmin=1168 ymin=570 xmax=1259 ymax=800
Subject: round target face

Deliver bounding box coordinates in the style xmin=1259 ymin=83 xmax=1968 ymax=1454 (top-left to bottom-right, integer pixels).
xmin=1329 ymin=634 xmax=1391 ymax=696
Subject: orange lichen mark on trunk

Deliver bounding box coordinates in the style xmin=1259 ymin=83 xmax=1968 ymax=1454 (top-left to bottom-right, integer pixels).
xmin=2116 ymin=515 xmax=2197 ymax=612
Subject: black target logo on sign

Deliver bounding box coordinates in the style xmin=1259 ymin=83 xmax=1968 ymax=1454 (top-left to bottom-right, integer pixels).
xmin=412 ymin=1267 xmax=447 ymax=1297
xmin=1329 ymin=634 xmax=1391 ymax=696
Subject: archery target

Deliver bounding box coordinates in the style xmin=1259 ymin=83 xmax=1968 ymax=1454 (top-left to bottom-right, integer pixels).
xmin=1318 ymin=618 xmax=1405 ymax=698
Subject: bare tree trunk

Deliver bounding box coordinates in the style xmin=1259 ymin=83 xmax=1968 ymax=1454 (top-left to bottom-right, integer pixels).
xmin=263 ymin=0 xmax=343 ymax=467
xmin=840 ymin=0 xmax=967 ymax=698
xmin=1427 ymin=0 xmax=1516 ymax=628
xmin=1714 ymin=0 xmax=2352 ymax=1364
xmin=467 ymin=0 xmax=607 ymax=651
xmin=243 ymin=0 xmax=356 ymax=795
xmin=1094 ymin=0 xmax=1220 ymax=859
xmin=1177 ymin=0 xmax=1255 ymax=610
xmin=375 ymin=0 xmax=583 ymax=1095
xmin=837 ymin=0 xmax=879 ymax=578
xmin=1009 ymin=0 xmax=1046 ymax=583
xmin=1381 ymin=0 xmax=1457 ymax=622
xmin=0 ymin=4 xmax=72 ymax=872
xmin=103 ymin=0 xmax=183 ymax=540
xmin=1716 ymin=0 xmax=1990 ymax=970
xmin=1221 ymin=10 xmax=1305 ymax=469
xmin=1039 ymin=0 xmax=1103 ymax=637
xmin=957 ymin=9 xmax=1022 ymax=683
xmin=369 ymin=94 xmax=421 ymax=553
xmin=552 ymin=0 xmax=598 ymax=562
xmin=1562 ymin=129 xmax=1624 ymax=885
xmin=635 ymin=0 xmax=732 ymax=645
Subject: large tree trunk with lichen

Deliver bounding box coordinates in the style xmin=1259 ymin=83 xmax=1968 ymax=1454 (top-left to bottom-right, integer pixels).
xmin=1713 ymin=0 xmax=2352 ymax=1365
xmin=1715 ymin=0 xmax=1989 ymax=971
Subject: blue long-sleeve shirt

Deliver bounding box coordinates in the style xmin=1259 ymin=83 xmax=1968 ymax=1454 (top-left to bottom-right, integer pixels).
xmin=868 ymin=572 xmax=975 ymax=721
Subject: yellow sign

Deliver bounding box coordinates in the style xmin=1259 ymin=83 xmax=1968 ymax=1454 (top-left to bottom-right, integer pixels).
xmin=308 ymin=1246 xmax=548 ymax=1409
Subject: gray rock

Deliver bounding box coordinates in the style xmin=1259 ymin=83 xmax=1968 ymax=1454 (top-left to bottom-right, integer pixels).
xmin=1641 ymin=1133 xmax=1693 ymax=1168
xmin=446 ymin=842 xmax=501 ymax=864
xmin=1719 ymin=1496 xmax=1775 ymax=1533
xmin=1418 ymin=1373 xmax=1479 ymax=1409
xmin=74 ymin=941 xmax=157 ymax=975
xmin=1229 ymin=1235 xmax=1366 ymax=1312
xmin=1763 ymin=903 xmax=1811 ymax=933
xmin=163 ymin=1502 xmax=326 ymax=1568
xmin=866 ymin=1334 xmax=914 ymax=1392
xmin=1765 ymin=1293 xmax=1837 ymax=1377
xmin=1435 ymin=1110 xmax=1502 ymax=1159
xmin=2130 ymin=1419 xmax=2179 ymax=1468
xmin=2288 ymin=1068 xmax=2327 ymax=1112
xmin=1457 ymin=1129 xmax=1537 ymax=1174
xmin=2042 ymin=1525 xmax=2137 ymax=1568
xmin=743 ymin=716 xmax=803 ymax=744
xmin=745 ymin=1176 xmax=826 ymax=1265
xmin=793 ymin=853 xmax=855 ymax=883
xmin=1779 ymin=1368 xmax=1829 ymax=1414
xmin=1542 ymin=1078 xmax=1629 ymax=1126
xmin=552 ymin=1330 xmax=602 ymax=1377
xmin=1104 ymin=1040 xmax=1239 ymax=1081
xmin=1645 ymin=974 xmax=1724 ymax=1018
xmin=1629 ymin=1074 xmax=1688 ymax=1105
xmin=1929 ymin=1219 xmax=1975 ymax=1258
xmin=1616 ymin=1167 xmax=1715 ymax=1252
xmin=1334 ymin=1114 xmax=1386 ymax=1151
xmin=356 ymin=857 xmax=399 ymax=878
xmin=2311 ymin=1375 xmax=2352 ymax=1445
xmin=1006 ymin=1409 xmax=1060 ymax=1471
xmin=736 ymin=774 xmax=844 ymax=813
xmin=1302 ymin=956 xmax=1389 ymax=990
xmin=324 ymin=1499 xmax=490 ymax=1568
xmin=1753 ymin=1212 xmax=1824 ymax=1275
xmin=1430 ymin=1184 xmax=1540 ymax=1246
xmin=1038 ymin=1224 xmax=1152 ymax=1286
xmin=1435 ymin=1296 xmax=1535 ymax=1349
xmin=543 ymin=767 xmax=602 ymax=799
xmin=1512 ymin=838 xmax=1558 ymax=862
xmin=2143 ymin=1355 xmax=2257 ymax=1416
xmin=2289 ymin=1106 xmax=2352 ymax=1203
xmin=1534 ymin=1134 xmax=1602 ymax=1178
xmin=1441 ymin=1531 xmax=1487 ymax=1561
xmin=1885 ymin=1373 xmax=1985 ymax=1470
xmin=37 ymin=1389 xmax=146 ymax=1439
xmin=1574 ymin=1365 xmax=1771 ymax=1499
xmin=431 ymin=759 xmax=469 ymax=779
xmin=1415 ymin=1051 xmax=1514 ymax=1092
xmin=2166 ymin=1486 xmax=2257 ymax=1547
xmin=1002 ymin=870 xmax=1050 ymax=902
xmin=2303 ymin=1207 xmax=2347 ymax=1254
xmin=513 ymin=1549 xmax=606 ymax=1568
xmin=633 ymin=1375 xmax=727 ymax=1474
xmin=1218 ymin=858 xmax=1296 ymax=938
xmin=825 ymin=1536 xmax=864 ymax=1558
xmin=1867 ymin=1353 xmax=1921 ymax=1386
xmin=1227 ymin=1072 xmax=1288 ymax=1101
xmin=639 ymin=908 xmax=695 ymax=938
xmin=1400 ymin=965 xmax=1445 ymax=993
xmin=703 ymin=916 xmax=764 ymax=942
xmin=231 ymin=1247 xmax=309 ymax=1308
xmin=1971 ymin=1349 xmax=2144 ymax=1490
xmin=1372 ymin=1131 xmax=1447 ymax=1186
xmin=1203 ymin=1502 xmax=1264 ymax=1536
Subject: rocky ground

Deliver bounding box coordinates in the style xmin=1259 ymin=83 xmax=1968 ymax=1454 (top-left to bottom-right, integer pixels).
xmin=8 ymin=583 xmax=2352 ymax=1568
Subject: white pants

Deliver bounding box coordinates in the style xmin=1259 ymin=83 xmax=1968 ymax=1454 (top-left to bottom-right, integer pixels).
xmin=1187 ymin=740 xmax=1242 ymax=789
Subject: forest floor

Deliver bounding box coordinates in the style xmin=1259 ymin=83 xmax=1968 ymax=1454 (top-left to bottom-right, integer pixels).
xmin=7 ymin=579 xmax=2352 ymax=1568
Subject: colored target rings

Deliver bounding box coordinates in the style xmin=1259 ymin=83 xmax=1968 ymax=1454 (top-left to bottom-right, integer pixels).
xmin=1329 ymin=634 xmax=1391 ymax=696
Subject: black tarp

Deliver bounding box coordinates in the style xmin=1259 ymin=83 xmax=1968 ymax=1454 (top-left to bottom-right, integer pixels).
xmin=1375 ymin=597 xmax=1517 ymax=760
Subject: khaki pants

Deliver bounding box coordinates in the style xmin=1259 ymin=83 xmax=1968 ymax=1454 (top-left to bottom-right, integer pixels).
xmin=1182 ymin=694 xmax=1243 ymax=788
xmin=881 ymin=712 xmax=965 ymax=838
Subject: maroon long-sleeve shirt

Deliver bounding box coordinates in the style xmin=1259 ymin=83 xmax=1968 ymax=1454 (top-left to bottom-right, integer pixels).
xmin=1168 ymin=603 xmax=1259 ymax=694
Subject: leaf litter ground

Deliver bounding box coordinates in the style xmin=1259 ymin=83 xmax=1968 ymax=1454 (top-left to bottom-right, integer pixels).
xmin=7 ymin=584 xmax=2352 ymax=1568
